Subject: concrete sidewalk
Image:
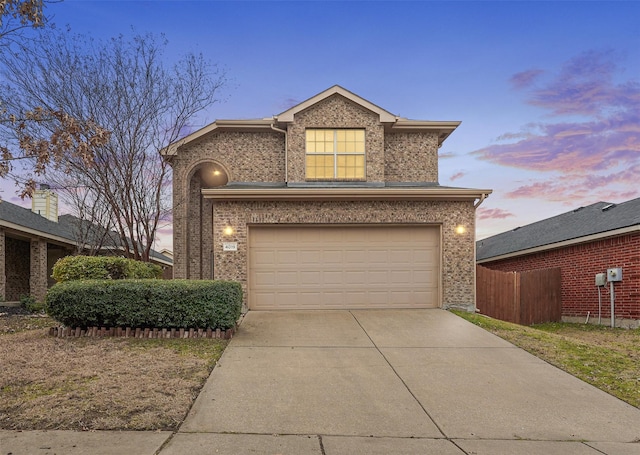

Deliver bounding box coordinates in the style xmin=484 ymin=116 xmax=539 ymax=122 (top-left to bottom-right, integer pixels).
xmin=3 ymin=309 xmax=640 ymax=454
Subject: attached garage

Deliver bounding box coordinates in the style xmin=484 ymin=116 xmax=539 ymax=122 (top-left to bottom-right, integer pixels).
xmin=248 ymin=225 xmax=440 ymax=310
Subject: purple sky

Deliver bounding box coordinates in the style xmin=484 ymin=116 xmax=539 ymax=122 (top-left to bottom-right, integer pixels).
xmin=3 ymin=1 xmax=639 ymax=252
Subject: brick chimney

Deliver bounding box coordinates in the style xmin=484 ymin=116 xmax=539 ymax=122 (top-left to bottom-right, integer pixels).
xmin=31 ymin=183 xmax=58 ymax=223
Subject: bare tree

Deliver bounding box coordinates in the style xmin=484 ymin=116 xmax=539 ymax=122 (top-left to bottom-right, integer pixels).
xmin=1 ymin=1 xmax=110 ymax=197
xmin=0 ymin=29 xmax=225 ymax=260
xmin=53 ymin=175 xmax=117 ymax=255
xmin=0 ymin=0 xmax=45 ymax=42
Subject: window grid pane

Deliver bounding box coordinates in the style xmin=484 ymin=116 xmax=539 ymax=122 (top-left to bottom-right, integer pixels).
xmin=306 ymin=129 xmax=365 ymax=180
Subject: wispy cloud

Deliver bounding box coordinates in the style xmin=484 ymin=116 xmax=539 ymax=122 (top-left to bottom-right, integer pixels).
xmin=438 ymin=151 xmax=456 ymax=159
xmin=279 ymin=97 xmax=300 ymax=111
xmin=510 ymin=69 xmax=544 ymax=90
xmin=477 ymin=208 xmax=515 ymax=220
xmin=473 ymin=50 xmax=640 ymax=203
xmin=506 ymin=164 xmax=640 ymax=203
xmin=449 ymin=171 xmax=465 ymax=181
xmin=525 ymin=50 xmax=639 ymax=116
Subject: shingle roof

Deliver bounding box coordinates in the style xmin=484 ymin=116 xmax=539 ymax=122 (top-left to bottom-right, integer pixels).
xmin=476 ymin=196 xmax=640 ymax=261
xmin=0 ymin=200 xmax=173 ymax=265
xmin=0 ymin=200 xmax=76 ymax=240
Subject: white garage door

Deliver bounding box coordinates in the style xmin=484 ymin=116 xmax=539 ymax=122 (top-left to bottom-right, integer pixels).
xmin=248 ymin=225 xmax=440 ymax=310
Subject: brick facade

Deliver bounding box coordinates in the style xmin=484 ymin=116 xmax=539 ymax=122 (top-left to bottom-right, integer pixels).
xmin=0 ymin=229 xmax=4 ymax=300
xmin=30 ymin=238 xmax=48 ymax=303
xmin=171 ymin=132 xmax=285 ymax=279
xmin=208 ymin=200 xmax=476 ymax=309
xmin=168 ymin=87 xmax=488 ymax=311
xmin=384 ymin=132 xmax=439 ymax=183
xmin=480 ymin=233 xmax=640 ymax=323
xmin=5 ymin=237 xmax=30 ymax=301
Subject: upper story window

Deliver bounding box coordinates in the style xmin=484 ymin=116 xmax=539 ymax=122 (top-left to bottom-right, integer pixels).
xmin=305 ymin=129 xmax=365 ymax=180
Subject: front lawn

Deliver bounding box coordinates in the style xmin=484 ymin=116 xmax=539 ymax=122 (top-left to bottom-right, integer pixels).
xmin=453 ymin=310 xmax=640 ymax=408
xmin=0 ymin=312 xmax=227 ymax=431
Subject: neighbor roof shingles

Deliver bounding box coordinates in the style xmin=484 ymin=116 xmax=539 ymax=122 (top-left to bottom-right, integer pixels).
xmin=476 ymin=197 xmax=640 ymax=261
xmin=0 ymin=200 xmax=173 ymax=264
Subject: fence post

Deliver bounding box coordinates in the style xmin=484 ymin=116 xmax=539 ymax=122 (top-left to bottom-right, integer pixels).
xmin=514 ymin=271 xmax=521 ymax=325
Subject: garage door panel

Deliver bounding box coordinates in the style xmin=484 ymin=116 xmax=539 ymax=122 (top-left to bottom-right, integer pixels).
xmin=276 ymin=271 xmax=299 ymax=286
xmin=299 ymin=271 xmax=319 ymax=285
xmin=345 ymin=251 xmax=368 ymax=264
xmin=345 ymin=270 xmax=366 ymax=284
xmin=390 ymin=270 xmax=412 ymax=284
xmin=388 ymin=250 xmax=412 ymax=264
xmin=323 ymin=271 xmax=344 ymax=286
xmin=276 ymin=250 xmax=298 ymax=265
xmin=322 ymin=250 xmax=343 ymax=263
xmin=368 ymin=250 xmax=388 ymax=263
xmin=249 ymin=226 xmax=440 ymax=310
xmin=253 ymin=271 xmax=276 ymax=286
xmin=253 ymin=250 xmax=276 ymax=266
xmin=299 ymin=250 xmax=322 ymax=263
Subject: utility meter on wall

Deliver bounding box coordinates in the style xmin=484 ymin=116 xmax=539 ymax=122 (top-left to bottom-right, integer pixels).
xmin=607 ymin=268 xmax=623 ymax=282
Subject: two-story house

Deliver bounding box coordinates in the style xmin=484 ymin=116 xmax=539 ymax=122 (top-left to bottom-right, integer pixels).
xmin=163 ymin=86 xmax=491 ymax=311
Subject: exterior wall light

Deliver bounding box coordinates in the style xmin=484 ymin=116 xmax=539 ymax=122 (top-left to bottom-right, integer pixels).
xmin=223 ymin=226 xmax=234 ymax=236
xmin=455 ymin=225 xmax=466 ymax=235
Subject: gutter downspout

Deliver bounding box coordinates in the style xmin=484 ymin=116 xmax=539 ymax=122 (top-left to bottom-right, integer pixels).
xmin=270 ymin=123 xmax=288 ymax=184
xmin=473 ymin=192 xmax=489 ymax=313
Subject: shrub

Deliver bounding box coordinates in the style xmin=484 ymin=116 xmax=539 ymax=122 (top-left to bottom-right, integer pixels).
xmin=46 ymin=279 xmax=242 ymax=330
xmin=20 ymin=294 xmax=45 ymax=313
xmin=52 ymin=255 xmax=162 ymax=282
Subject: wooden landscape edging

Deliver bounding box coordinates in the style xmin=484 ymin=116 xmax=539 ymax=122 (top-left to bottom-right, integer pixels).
xmin=48 ymin=325 xmax=236 ymax=339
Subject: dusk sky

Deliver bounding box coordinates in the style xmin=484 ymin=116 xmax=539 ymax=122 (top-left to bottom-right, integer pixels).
xmin=3 ymin=1 xmax=639 ymax=252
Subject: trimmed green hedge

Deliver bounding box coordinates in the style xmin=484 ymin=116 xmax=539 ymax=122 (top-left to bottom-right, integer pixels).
xmin=46 ymin=279 xmax=242 ymax=330
xmin=52 ymin=255 xmax=162 ymax=282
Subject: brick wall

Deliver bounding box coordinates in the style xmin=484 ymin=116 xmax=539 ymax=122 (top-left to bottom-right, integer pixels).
xmin=211 ymin=199 xmax=477 ymax=310
xmin=171 ymin=131 xmax=285 ymax=279
xmin=30 ymin=238 xmax=48 ymax=302
xmin=384 ymin=132 xmax=439 ymax=183
xmin=5 ymin=236 xmax=30 ymax=301
xmin=480 ymin=233 xmax=640 ymax=320
xmin=0 ymin=229 xmax=5 ymax=300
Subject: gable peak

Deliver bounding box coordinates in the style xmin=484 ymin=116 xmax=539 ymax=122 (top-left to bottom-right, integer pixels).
xmin=276 ymin=85 xmax=396 ymax=123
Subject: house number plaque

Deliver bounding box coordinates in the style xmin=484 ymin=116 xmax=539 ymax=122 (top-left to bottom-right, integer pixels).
xmin=222 ymin=242 xmax=238 ymax=252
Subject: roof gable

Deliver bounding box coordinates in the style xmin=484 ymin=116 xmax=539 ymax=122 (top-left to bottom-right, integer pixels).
xmin=276 ymin=85 xmax=396 ymax=123
xmin=477 ymin=197 xmax=640 ymax=261
xmin=162 ymin=85 xmax=462 ymax=156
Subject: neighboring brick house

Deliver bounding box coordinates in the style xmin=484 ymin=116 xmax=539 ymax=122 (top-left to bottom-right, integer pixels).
xmin=163 ymin=85 xmax=491 ymax=311
xmin=477 ymin=197 xmax=640 ymax=327
xmin=0 ymin=189 xmax=173 ymax=303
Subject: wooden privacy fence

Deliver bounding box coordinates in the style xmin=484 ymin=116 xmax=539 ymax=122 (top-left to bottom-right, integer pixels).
xmin=476 ymin=266 xmax=562 ymax=325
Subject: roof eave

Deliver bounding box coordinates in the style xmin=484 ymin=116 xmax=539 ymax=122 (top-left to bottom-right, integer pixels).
xmin=161 ymin=119 xmax=276 ymax=157
xmin=202 ymin=187 xmax=492 ymax=202
xmin=0 ymin=219 xmax=76 ymax=246
xmin=388 ymin=120 xmax=461 ymax=146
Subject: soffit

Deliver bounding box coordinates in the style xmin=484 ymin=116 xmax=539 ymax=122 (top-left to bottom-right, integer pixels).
xmin=202 ymin=187 xmax=492 ymax=202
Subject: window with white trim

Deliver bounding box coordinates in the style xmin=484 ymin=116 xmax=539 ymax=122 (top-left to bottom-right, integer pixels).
xmin=305 ymin=129 xmax=365 ymax=180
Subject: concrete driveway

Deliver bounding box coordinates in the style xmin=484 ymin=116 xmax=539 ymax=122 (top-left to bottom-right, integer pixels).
xmin=162 ymin=309 xmax=640 ymax=454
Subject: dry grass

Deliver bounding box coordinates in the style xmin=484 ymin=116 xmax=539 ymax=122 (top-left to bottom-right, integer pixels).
xmin=453 ymin=311 xmax=640 ymax=408
xmin=0 ymin=313 xmax=227 ymax=431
